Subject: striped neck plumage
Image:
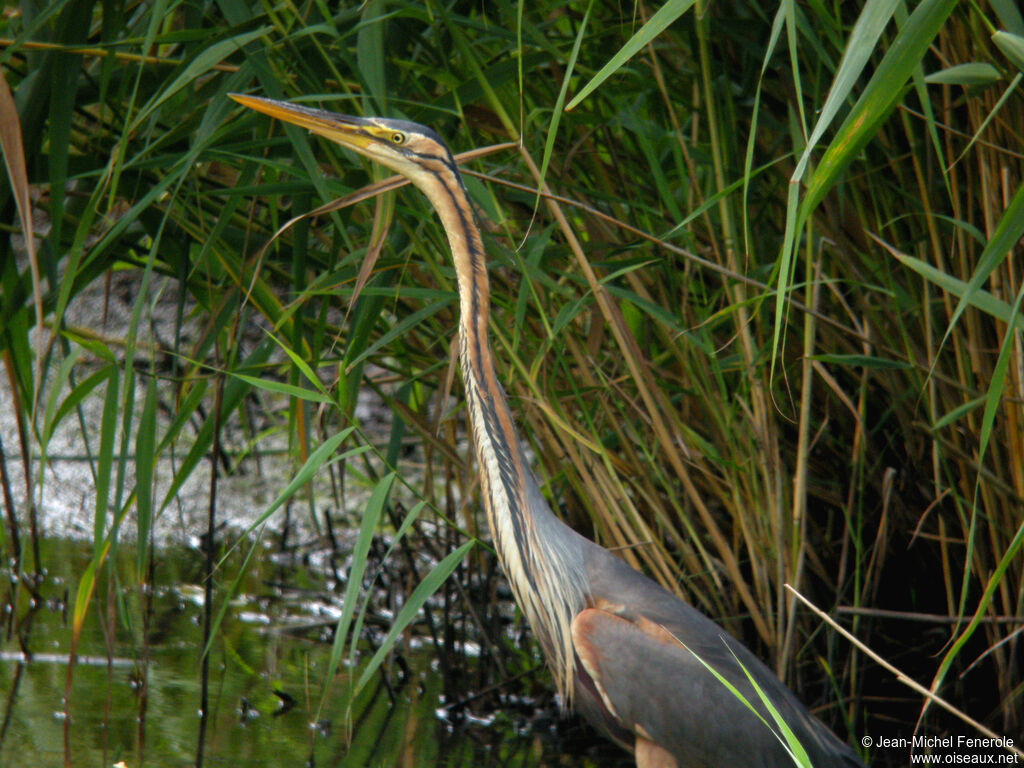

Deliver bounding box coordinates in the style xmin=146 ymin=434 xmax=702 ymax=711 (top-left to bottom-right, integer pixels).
xmin=416 ymin=164 xmax=587 ymax=704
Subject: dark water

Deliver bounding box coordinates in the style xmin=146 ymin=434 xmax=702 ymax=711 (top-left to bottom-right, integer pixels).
xmin=0 ymin=538 xmax=625 ymax=767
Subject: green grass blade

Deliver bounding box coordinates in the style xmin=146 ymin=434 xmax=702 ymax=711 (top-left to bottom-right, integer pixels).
xmin=135 ymin=375 xmax=158 ymax=582
xmin=680 ymin=642 xmax=806 ymax=765
xmin=229 ymin=373 xmax=334 ymax=404
xmin=129 ymin=27 xmax=271 ymax=134
xmin=39 ymin=347 xmax=81 ymax=449
xmin=743 ymin=4 xmax=787 ymax=256
xmin=357 ymin=0 xmax=388 ymax=112
xmin=344 ymin=299 xmax=453 ymax=373
xmin=353 ymin=539 xmax=474 ymax=696
xmin=802 ymin=0 xmax=957 ymax=215
xmin=770 ymin=181 xmax=803 ymax=380
xmin=932 ymin=396 xmax=986 ymax=431
xmin=71 ymin=542 xmax=109 ymax=638
xmin=536 ymin=0 xmax=593 ymax=195
xmin=949 ymin=73 xmax=1021 ymax=167
xmin=199 ymin=525 xmax=267 ymax=663
xmin=320 ymin=472 xmax=395 ymax=715
xmin=940 ymin=181 xmax=1024 ymax=346
xmin=261 ymin=327 xmax=331 ymax=397
xmin=994 ymin=31 xmax=1024 ymax=71
xmin=924 ymin=62 xmax=1001 ymax=85
xmin=158 ymin=341 xmax=274 ymax=513
xmin=200 ymin=430 xmax=368 ymax=663
xmin=566 ymin=0 xmax=697 ymax=110
xmin=792 ymin=0 xmax=900 ymax=182
xmin=41 ymin=364 xmax=110 ymax=446
xmin=977 ymin=281 xmax=1024 ymax=467
xmin=238 ymin=428 xmax=356 ymax=538
xmin=93 ymin=366 xmax=120 ymax=550
xmin=926 ymin=516 xmax=1024 ymax=724
xmin=880 ymin=241 xmax=1024 ymax=331
xmin=378 ymin=501 xmax=426 ymax=563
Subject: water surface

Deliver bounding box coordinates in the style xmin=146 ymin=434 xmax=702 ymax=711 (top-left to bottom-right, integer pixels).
xmin=1 ymin=537 xmax=626 ymax=767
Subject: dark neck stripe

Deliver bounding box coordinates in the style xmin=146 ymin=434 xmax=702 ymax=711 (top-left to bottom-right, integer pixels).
xmin=427 ymin=163 xmax=542 ymax=588
xmin=420 ymin=146 xmax=585 ymax=701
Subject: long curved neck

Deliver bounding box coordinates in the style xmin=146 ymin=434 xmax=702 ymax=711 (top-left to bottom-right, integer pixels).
xmin=414 ymin=166 xmax=587 ymax=701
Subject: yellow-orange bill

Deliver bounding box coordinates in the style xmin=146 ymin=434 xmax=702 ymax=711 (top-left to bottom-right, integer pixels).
xmin=228 ymin=93 xmax=371 ymax=149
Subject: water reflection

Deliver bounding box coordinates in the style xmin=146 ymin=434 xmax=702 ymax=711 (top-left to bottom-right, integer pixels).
xmin=0 ymin=538 xmax=627 ymax=767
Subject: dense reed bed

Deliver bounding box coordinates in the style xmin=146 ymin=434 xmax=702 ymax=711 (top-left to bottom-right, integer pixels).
xmin=1 ymin=2 xmax=1021 ymax=765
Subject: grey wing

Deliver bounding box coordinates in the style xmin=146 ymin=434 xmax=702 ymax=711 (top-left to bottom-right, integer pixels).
xmin=574 ymin=547 xmax=864 ymax=768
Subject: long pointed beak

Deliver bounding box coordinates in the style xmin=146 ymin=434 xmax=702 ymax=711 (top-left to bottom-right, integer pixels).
xmin=229 ymin=93 xmax=373 ymax=151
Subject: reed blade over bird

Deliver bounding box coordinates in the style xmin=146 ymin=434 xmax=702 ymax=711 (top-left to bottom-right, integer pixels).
xmin=229 ymin=93 xmax=865 ymax=768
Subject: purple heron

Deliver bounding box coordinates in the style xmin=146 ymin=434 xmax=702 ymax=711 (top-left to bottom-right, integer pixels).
xmin=230 ymin=93 xmax=864 ymax=768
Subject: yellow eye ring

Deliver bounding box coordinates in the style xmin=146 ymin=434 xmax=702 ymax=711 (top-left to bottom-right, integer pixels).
xmin=391 ymin=132 xmax=406 ymax=145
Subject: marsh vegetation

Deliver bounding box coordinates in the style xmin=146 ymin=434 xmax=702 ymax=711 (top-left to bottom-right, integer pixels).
xmin=1 ymin=1 xmax=1022 ymax=765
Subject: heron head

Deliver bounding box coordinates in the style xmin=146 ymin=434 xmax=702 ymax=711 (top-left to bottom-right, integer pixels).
xmin=229 ymin=94 xmax=456 ymax=190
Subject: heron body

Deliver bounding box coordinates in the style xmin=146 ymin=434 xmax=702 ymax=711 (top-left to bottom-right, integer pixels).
xmin=230 ymin=94 xmax=864 ymax=768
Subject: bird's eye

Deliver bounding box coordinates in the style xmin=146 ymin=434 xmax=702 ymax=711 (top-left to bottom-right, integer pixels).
xmin=390 ymin=132 xmax=406 ymax=145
